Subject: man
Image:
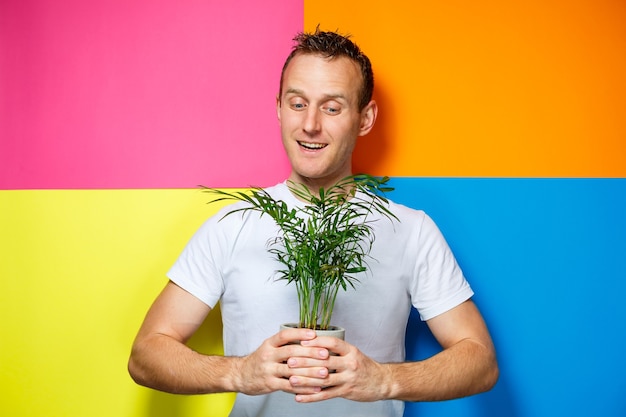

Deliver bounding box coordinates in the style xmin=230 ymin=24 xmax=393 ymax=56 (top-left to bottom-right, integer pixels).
xmin=128 ymin=29 xmax=498 ymax=416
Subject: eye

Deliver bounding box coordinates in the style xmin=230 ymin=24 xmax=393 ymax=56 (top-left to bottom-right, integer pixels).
xmin=288 ymin=98 xmax=307 ymax=111
xmin=321 ymin=99 xmax=344 ymax=115
xmin=322 ymin=104 xmax=341 ymax=115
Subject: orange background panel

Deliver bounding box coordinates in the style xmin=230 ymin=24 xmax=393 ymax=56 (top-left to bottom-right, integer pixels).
xmin=305 ymin=0 xmax=626 ymax=177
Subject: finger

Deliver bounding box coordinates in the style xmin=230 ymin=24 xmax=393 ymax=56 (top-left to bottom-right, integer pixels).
xmin=279 ymin=365 xmax=326 ymax=395
xmin=287 ymin=364 xmax=329 ymax=379
xmin=294 ymin=386 xmax=338 ymax=403
xmin=286 ymin=347 xmax=330 ymax=367
xmin=301 ymin=335 xmax=347 ymax=355
xmin=272 ymin=328 xmax=317 ymax=347
xmin=287 ymin=385 xmax=323 ymax=395
xmin=280 ymin=354 xmax=329 ymax=380
xmin=289 ymin=369 xmax=329 ymax=392
xmin=274 ymin=374 xmax=322 ymax=395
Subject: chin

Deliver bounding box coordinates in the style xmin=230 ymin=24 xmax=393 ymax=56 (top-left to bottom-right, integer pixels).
xmin=290 ymin=162 xmax=347 ymax=185
xmin=290 ymin=166 xmax=326 ymax=180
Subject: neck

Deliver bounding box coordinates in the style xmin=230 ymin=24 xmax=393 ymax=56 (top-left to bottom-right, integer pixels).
xmin=287 ymin=171 xmax=356 ymax=201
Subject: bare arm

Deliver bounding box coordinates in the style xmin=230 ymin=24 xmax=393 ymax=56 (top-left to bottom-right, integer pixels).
xmin=288 ymin=300 xmax=499 ymax=403
xmin=128 ymin=281 xmax=238 ymax=394
xmin=384 ymin=299 xmax=499 ymax=401
xmin=128 ymin=281 xmax=328 ymax=395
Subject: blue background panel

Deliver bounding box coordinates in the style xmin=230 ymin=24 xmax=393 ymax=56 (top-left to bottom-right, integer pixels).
xmin=391 ymin=178 xmax=626 ymax=417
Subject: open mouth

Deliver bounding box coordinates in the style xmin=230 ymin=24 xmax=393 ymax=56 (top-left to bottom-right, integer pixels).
xmin=298 ymin=141 xmax=327 ymax=150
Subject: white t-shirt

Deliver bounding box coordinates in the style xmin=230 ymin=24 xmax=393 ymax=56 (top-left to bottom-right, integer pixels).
xmin=168 ymin=182 xmax=473 ymax=417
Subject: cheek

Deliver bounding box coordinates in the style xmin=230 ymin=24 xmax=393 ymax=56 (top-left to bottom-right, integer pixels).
xmin=329 ymin=120 xmax=360 ymax=143
xmin=279 ymin=113 xmax=301 ymax=131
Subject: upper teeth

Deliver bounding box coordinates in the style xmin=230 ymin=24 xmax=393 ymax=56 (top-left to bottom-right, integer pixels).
xmin=299 ymin=142 xmax=326 ymax=149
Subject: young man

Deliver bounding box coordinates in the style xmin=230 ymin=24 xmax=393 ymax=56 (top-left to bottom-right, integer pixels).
xmin=128 ymin=29 xmax=498 ymax=416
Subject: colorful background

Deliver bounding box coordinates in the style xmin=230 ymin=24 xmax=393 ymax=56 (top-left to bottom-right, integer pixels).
xmin=1 ymin=1 xmax=625 ymax=416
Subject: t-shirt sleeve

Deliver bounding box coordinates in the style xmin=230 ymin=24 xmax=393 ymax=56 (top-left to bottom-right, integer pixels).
xmin=167 ymin=215 xmax=226 ymax=309
xmin=411 ymin=213 xmax=474 ymax=321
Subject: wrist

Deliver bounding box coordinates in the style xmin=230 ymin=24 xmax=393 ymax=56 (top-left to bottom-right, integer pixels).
xmin=381 ymin=362 xmax=401 ymax=400
xmin=196 ymin=353 xmax=245 ymax=393
xmin=383 ymin=362 xmax=413 ymax=400
xmin=226 ymin=355 xmax=246 ymax=393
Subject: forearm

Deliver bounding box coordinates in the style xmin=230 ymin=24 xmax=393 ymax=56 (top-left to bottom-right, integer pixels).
xmin=385 ymin=338 xmax=499 ymax=402
xmin=128 ymin=333 xmax=243 ymax=395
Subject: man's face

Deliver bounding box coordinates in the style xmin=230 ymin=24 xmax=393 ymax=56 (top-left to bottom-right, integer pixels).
xmin=277 ymin=53 xmax=377 ymax=189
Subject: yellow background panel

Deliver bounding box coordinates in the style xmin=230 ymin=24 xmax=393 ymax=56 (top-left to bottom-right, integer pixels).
xmin=0 ymin=190 xmax=234 ymax=417
xmin=305 ymin=0 xmax=626 ymax=177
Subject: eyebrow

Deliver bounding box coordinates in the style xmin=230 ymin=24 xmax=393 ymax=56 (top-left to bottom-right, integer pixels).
xmin=284 ymin=88 xmax=348 ymax=102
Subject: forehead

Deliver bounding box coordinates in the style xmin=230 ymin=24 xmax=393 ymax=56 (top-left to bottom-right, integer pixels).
xmin=281 ymin=54 xmax=362 ymax=102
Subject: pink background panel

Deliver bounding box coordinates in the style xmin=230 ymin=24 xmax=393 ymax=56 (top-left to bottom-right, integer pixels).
xmin=0 ymin=0 xmax=301 ymax=189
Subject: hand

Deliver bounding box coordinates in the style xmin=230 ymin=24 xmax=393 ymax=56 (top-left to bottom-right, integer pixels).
xmin=236 ymin=328 xmax=332 ymax=396
xmin=286 ymin=336 xmax=392 ymax=403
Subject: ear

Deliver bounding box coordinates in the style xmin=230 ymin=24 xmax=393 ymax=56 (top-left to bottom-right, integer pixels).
xmin=358 ymin=100 xmax=378 ymax=137
xmin=276 ymin=95 xmax=282 ymax=123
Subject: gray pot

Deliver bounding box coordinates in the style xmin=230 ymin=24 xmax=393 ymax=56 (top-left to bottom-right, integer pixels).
xmin=280 ymin=323 xmax=345 ymax=340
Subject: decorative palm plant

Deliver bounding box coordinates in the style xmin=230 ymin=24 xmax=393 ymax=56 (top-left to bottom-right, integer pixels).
xmin=202 ymin=174 xmax=398 ymax=330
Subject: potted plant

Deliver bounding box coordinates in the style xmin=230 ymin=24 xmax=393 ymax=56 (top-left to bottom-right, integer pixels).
xmin=202 ymin=174 xmax=398 ymax=338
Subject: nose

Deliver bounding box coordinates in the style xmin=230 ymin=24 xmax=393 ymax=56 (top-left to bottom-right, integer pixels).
xmin=302 ymin=107 xmax=321 ymax=135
